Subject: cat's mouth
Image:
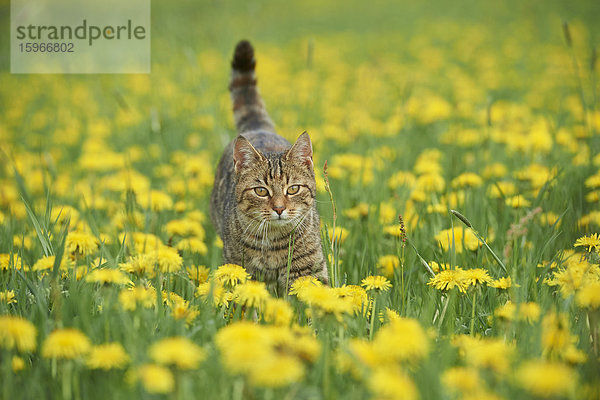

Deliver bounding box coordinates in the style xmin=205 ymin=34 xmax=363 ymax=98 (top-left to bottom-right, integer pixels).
xmin=269 ymin=217 xmax=291 ymax=225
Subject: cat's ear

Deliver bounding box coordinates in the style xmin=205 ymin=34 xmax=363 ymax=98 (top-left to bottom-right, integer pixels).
xmin=233 ymin=136 xmax=263 ymax=172
xmin=286 ymin=131 xmax=313 ymax=169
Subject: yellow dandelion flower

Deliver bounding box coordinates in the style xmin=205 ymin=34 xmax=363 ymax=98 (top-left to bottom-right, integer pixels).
xmin=505 ymin=195 xmax=531 ymax=208
xmin=547 ymin=256 xmax=599 ymax=297
xmin=427 ymin=269 xmax=469 ymax=293
xmin=214 ymin=263 xmax=249 ymax=287
xmin=32 ymin=255 xmax=71 ymax=272
xmin=454 ymin=335 xmax=513 ymax=374
xmin=133 ymin=364 xmax=174 ymax=394
xmin=0 ymin=290 xmax=17 ymax=304
xmin=574 ymin=233 xmax=600 ymax=253
xmin=0 ymin=315 xmax=37 ymax=352
xmin=196 ymin=280 xmax=233 ymax=307
xmin=137 ymin=190 xmax=173 ymax=211
xmin=451 ymin=172 xmax=483 ymax=188
xmin=378 ymin=307 xmax=402 ymax=324
xmin=379 ymin=201 xmax=397 ymax=224
xmin=65 ymin=231 xmax=99 ymax=256
xmin=429 ymin=261 xmax=449 ymax=273
xmin=12 ymin=355 xmax=26 ymax=372
xmin=585 ymin=190 xmax=600 ymax=203
xmin=488 ymin=276 xmax=516 ymax=289
xmin=435 ymin=227 xmax=481 ymax=253
xmin=442 ymin=366 xmax=482 ymax=395
xmin=388 ymin=170 xmax=416 ymax=190
xmin=516 ymin=163 xmax=556 ymax=189
xmin=415 ymin=173 xmax=446 ymax=193
xmin=65 ymin=231 xmax=98 ymax=256
xmin=119 ymin=246 xmax=183 ymax=278
xmin=288 ymin=328 xmax=321 ymax=362
xmin=487 ymin=181 xmax=517 ymax=199
xmin=297 ymin=285 xmax=354 ymax=319
xmin=495 ymin=301 xmax=540 ymax=323
xmin=542 ymin=313 xmax=576 ymax=355
xmin=376 ymin=255 xmax=400 ymax=277
xmin=149 ymin=336 xmax=206 ymax=370
xmin=119 ymin=254 xmax=155 ymax=277
xmin=170 ymin=298 xmax=200 ymax=324
xmin=328 ymin=226 xmax=349 ymax=244
xmin=539 ymin=212 xmax=561 ymax=226
xmin=495 ymin=301 xmax=516 ymax=321
xmin=516 ymin=360 xmax=576 ymax=398
xmin=347 ymin=339 xmax=381 ymax=374
xmin=383 ymin=224 xmax=407 ymax=237
xmin=361 ymin=275 xmax=392 ymax=292
xmin=87 ymin=343 xmax=130 ymax=370
xmin=481 ymin=155 xmax=507 ymax=177
xmin=215 ymin=322 xmax=274 ymax=374
xmin=462 ymin=268 xmax=492 ymax=286
xmin=85 ymin=268 xmax=131 ymax=285
xmin=585 ymin=173 xmax=600 ymax=189
xmin=176 ymin=237 xmax=208 ymax=255
xmin=118 ymin=285 xmax=156 ymax=311
xmin=145 ymin=247 xmax=183 ymax=273
xmin=334 ymin=285 xmax=369 ymax=315
xmin=161 ymin=291 xmax=185 ymax=307
xmin=42 ymin=328 xmax=91 ymax=359
xmin=186 ymin=265 xmax=210 ymax=284
xmin=343 ymin=202 xmax=370 ymax=219
xmin=165 ymin=218 xmax=205 ymax=239
xmin=186 ymin=210 xmax=206 ymax=223
xmin=0 ymin=253 xmax=27 ymax=270
xmin=289 ymin=275 xmax=323 ymax=296
xmin=577 ymin=211 xmax=600 ymax=228
xmin=233 ymin=281 xmax=270 ymax=308
xmin=373 ymin=317 xmax=429 ymax=363
xmin=263 ymin=298 xmax=294 ymax=326
xmin=576 ymin=281 xmax=600 ymax=309
xmin=13 ymin=235 xmax=33 ymax=250
xmin=368 ymin=366 xmax=418 ymax=400
xmin=62 ymin=266 xmax=89 ymax=281
xmin=563 ymin=345 xmax=587 ymax=364
xmin=426 ymin=203 xmax=447 ymax=214
xmin=51 ymin=205 xmax=81 ymax=226
xmin=119 ymin=232 xmax=165 ymax=254
xmin=248 ymin=354 xmax=305 ymax=388
xmin=520 ymin=302 xmax=541 ymax=322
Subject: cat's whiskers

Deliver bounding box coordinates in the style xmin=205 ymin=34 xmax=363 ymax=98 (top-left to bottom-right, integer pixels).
xmin=286 ymin=208 xmax=311 ymax=245
xmin=260 ymin=219 xmax=269 ymax=252
xmin=240 ymin=212 xmax=264 ymax=238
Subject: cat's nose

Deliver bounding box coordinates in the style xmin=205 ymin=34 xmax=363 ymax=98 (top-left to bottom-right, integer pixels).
xmin=272 ymin=205 xmax=285 ymax=215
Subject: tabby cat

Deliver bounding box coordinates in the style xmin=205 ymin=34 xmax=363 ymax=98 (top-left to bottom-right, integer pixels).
xmin=210 ymin=40 xmax=329 ymax=292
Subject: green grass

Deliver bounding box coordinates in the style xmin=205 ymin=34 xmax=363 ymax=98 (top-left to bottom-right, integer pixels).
xmin=1 ymin=0 xmax=600 ymax=399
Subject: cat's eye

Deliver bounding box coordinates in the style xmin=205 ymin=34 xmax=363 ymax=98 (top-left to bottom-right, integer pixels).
xmin=287 ymin=185 xmax=300 ymax=195
xmin=254 ymin=187 xmax=269 ymax=197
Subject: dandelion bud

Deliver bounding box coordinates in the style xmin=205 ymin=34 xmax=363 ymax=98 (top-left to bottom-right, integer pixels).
xmin=450 ymin=209 xmax=472 ymax=228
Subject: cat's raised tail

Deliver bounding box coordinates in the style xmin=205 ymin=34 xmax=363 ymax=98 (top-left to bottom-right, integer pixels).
xmin=229 ymin=40 xmax=276 ymax=134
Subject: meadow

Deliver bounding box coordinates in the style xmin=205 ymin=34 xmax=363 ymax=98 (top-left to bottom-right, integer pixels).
xmin=1 ymin=0 xmax=600 ymax=399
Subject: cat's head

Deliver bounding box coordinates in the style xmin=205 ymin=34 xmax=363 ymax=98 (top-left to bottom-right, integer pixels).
xmin=233 ymin=132 xmax=316 ymax=226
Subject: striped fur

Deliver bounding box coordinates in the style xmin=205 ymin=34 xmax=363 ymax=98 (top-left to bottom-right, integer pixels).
xmin=210 ymin=40 xmax=329 ymax=292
